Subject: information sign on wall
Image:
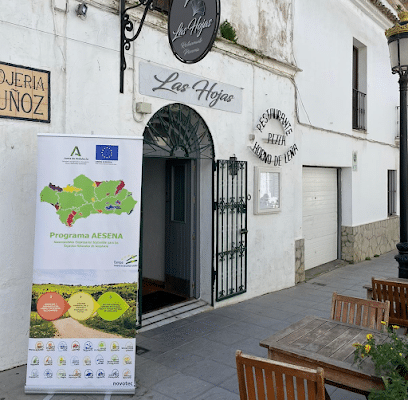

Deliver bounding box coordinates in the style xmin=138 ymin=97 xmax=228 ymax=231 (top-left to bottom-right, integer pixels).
xmin=168 ymin=0 xmax=220 ymax=63
xmin=25 ymin=134 xmax=143 ymax=395
xmin=0 ymin=62 xmax=50 ymax=123
xmin=139 ymin=62 xmax=242 ymax=113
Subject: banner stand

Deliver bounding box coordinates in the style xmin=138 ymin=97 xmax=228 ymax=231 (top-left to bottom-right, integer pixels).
xmin=25 ymin=134 xmax=143 ymax=395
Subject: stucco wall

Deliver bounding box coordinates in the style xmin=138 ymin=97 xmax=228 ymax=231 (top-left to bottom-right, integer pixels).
xmin=0 ymin=0 xmax=401 ymax=373
xmin=294 ymin=0 xmax=400 ymax=231
xmin=0 ymin=0 xmax=137 ymax=371
xmin=219 ymin=0 xmax=294 ymax=65
xmin=0 ymin=0 xmax=300 ymax=371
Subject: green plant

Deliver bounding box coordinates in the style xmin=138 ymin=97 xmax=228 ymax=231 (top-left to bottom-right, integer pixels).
xmin=30 ymin=312 xmax=57 ymax=338
xmin=353 ymin=323 xmax=408 ymax=399
xmin=366 ymin=257 xmax=371 ymax=260
xmin=220 ymin=20 xmax=238 ymax=43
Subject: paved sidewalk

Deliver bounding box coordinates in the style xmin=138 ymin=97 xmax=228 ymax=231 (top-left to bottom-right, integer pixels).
xmin=1 ymin=250 xmax=399 ymax=399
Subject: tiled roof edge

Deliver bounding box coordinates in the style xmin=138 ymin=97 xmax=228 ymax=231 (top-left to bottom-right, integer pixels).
xmin=370 ymin=0 xmax=399 ymax=23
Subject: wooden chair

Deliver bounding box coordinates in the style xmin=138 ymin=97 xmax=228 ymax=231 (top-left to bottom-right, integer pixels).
xmin=330 ymin=292 xmax=390 ymax=331
xmin=236 ymin=350 xmax=326 ymax=400
xmin=371 ymin=277 xmax=408 ymax=328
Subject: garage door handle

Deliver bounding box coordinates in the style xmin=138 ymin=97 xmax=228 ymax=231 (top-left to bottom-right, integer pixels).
xmin=240 ymin=229 xmax=248 ymax=234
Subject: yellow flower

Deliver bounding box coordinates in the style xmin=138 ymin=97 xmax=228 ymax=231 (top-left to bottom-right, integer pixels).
xmin=361 ymin=353 xmax=365 ymax=358
xmin=381 ymin=321 xmax=387 ymax=325
xmin=400 ymin=353 xmax=403 ymax=357
xmin=365 ymin=344 xmax=371 ymax=353
xmin=392 ymin=325 xmax=400 ymax=330
xmin=366 ymin=334 xmax=373 ymax=340
xmin=352 ymin=342 xmax=361 ymax=347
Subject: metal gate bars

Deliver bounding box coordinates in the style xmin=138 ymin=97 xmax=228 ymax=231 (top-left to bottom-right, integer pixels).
xmin=214 ymin=158 xmax=248 ymax=302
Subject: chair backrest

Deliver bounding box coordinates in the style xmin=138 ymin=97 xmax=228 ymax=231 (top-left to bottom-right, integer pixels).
xmin=330 ymin=292 xmax=390 ymax=331
xmin=372 ymin=277 xmax=408 ymax=327
xmin=235 ymin=350 xmax=325 ymax=400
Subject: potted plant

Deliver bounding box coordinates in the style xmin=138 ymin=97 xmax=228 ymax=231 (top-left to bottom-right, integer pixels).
xmin=353 ymin=322 xmax=408 ymax=399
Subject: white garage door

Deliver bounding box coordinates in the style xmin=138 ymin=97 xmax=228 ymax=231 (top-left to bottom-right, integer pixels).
xmin=302 ymin=167 xmax=338 ymax=270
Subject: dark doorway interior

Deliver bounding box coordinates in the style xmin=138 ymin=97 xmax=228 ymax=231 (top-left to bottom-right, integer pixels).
xmin=141 ymin=157 xmax=192 ymax=314
xmin=141 ymin=278 xmax=188 ymax=314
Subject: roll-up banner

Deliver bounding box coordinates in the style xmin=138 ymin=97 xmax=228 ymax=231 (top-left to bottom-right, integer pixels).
xmin=25 ymin=134 xmax=143 ymax=394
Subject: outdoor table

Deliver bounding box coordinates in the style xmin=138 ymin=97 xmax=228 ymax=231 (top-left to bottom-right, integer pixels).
xmin=259 ymin=315 xmax=388 ymax=396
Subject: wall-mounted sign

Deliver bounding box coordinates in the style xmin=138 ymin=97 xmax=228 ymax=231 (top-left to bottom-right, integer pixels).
xmin=0 ymin=61 xmax=50 ymax=123
xmin=139 ymin=62 xmax=242 ymax=113
xmin=250 ymin=108 xmax=299 ymax=166
xmin=168 ymin=0 xmax=220 ymax=63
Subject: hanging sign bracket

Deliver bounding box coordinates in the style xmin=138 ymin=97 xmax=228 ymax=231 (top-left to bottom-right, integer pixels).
xmin=120 ymin=0 xmax=153 ymax=93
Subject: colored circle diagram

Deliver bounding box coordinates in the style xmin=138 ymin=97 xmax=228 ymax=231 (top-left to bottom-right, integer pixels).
xmin=68 ymin=292 xmax=100 ymax=321
xmin=96 ymin=292 xmax=129 ymax=321
xmin=36 ymin=292 xmax=71 ymax=321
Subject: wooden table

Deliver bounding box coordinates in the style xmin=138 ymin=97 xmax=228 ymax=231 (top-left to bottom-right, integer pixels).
xmin=260 ymin=315 xmax=388 ymax=395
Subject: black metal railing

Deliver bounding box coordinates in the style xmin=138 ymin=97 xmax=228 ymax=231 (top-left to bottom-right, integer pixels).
xmin=352 ymin=89 xmax=366 ymax=131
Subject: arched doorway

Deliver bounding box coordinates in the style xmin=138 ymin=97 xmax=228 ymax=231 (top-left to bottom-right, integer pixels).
xmin=141 ymin=103 xmax=214 ymax=314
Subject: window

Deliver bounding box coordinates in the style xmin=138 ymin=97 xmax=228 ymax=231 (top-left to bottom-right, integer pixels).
xmin=352 ymin=40 xmax=367 ymax=131
xmin=388 ymin=170 xmax=397 ymax=216
xmin=254 ymin=167 xmax=281 ymax=214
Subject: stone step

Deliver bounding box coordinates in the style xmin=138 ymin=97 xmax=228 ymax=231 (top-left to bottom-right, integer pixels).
xmin=138 ymin=299 xmax=212 ymax=332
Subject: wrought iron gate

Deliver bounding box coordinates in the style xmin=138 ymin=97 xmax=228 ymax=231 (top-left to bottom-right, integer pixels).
xmin=214 ymin=158 xmax=248 ymax=302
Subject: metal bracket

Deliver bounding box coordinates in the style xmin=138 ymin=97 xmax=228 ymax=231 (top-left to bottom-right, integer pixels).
xmin=120 ymin=0 xmax=154 ymax=93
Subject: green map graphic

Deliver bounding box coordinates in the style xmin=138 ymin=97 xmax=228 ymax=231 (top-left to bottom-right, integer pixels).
xmin=40 ymin=174 xmax=137 ymax=227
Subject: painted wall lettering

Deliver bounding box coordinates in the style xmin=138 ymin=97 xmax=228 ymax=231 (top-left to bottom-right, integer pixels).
xmin=0 ymin=62 xmax=50 ymax=123
xmin=250 ymin=108 xmax=298 ymax=165
xmin=256 ymin=108 xmax=293 ymax=136
xmin=267 ymin=133 xmax=286 ymax=146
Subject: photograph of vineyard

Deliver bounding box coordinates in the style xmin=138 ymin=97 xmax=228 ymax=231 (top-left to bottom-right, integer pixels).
xmin=30 ymin=283 xmax=138 ymax=339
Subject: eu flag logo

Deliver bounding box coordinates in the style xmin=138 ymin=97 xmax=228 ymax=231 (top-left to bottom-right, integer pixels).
xmin=96 ymin=145 xmax=119 ymax=161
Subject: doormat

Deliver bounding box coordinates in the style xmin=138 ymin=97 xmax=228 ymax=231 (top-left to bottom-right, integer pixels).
xmin=142 ymin=291 xmax=186 ymax=314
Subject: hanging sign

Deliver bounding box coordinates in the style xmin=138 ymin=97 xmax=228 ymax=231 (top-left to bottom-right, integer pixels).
xmin=25 ymin=134 xmax=143 ymax=395
xmin=250 ymin=108 xmax=299 ymax=166
xmin=168 ymin=0 xmax=221 ymax=63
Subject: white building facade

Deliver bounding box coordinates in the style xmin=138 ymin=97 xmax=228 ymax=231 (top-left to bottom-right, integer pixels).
xmin=0 ymin=0 xmax=401 ymax=371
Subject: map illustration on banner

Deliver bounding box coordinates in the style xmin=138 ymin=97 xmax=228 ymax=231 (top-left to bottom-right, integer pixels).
xmin=40 ymin=175 xmax=137 ymax=227
xmin=26 ymin=134 xmax=143 ymax=395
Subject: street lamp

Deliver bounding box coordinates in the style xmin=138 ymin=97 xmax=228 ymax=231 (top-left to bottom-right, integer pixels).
xmin=386 ymin=11 xmax=408 ymax=278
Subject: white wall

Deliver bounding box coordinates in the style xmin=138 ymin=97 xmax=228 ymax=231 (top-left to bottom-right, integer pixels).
xmin=294 ymin=0 xmax=400 ymax=227
xmin=3 ymin=0 xmax=398 ymax=373
xmin=0 ymin=0 xmax=138 ymax=371
xmin=219 ymin=0 xmax=294 ymax=65
xmin=0 ymin=0 xmax=300 ymax=371
xmin=294 ymin=0 xmax=398 ymax=141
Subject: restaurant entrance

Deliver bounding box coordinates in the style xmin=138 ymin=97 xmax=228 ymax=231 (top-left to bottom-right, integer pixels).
xmin=140 ymin=103 xmax=214 ymax=314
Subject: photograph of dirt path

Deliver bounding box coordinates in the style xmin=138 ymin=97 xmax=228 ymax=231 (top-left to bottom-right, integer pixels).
xmin=52 ymin=317 xmax=124 ymax=338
